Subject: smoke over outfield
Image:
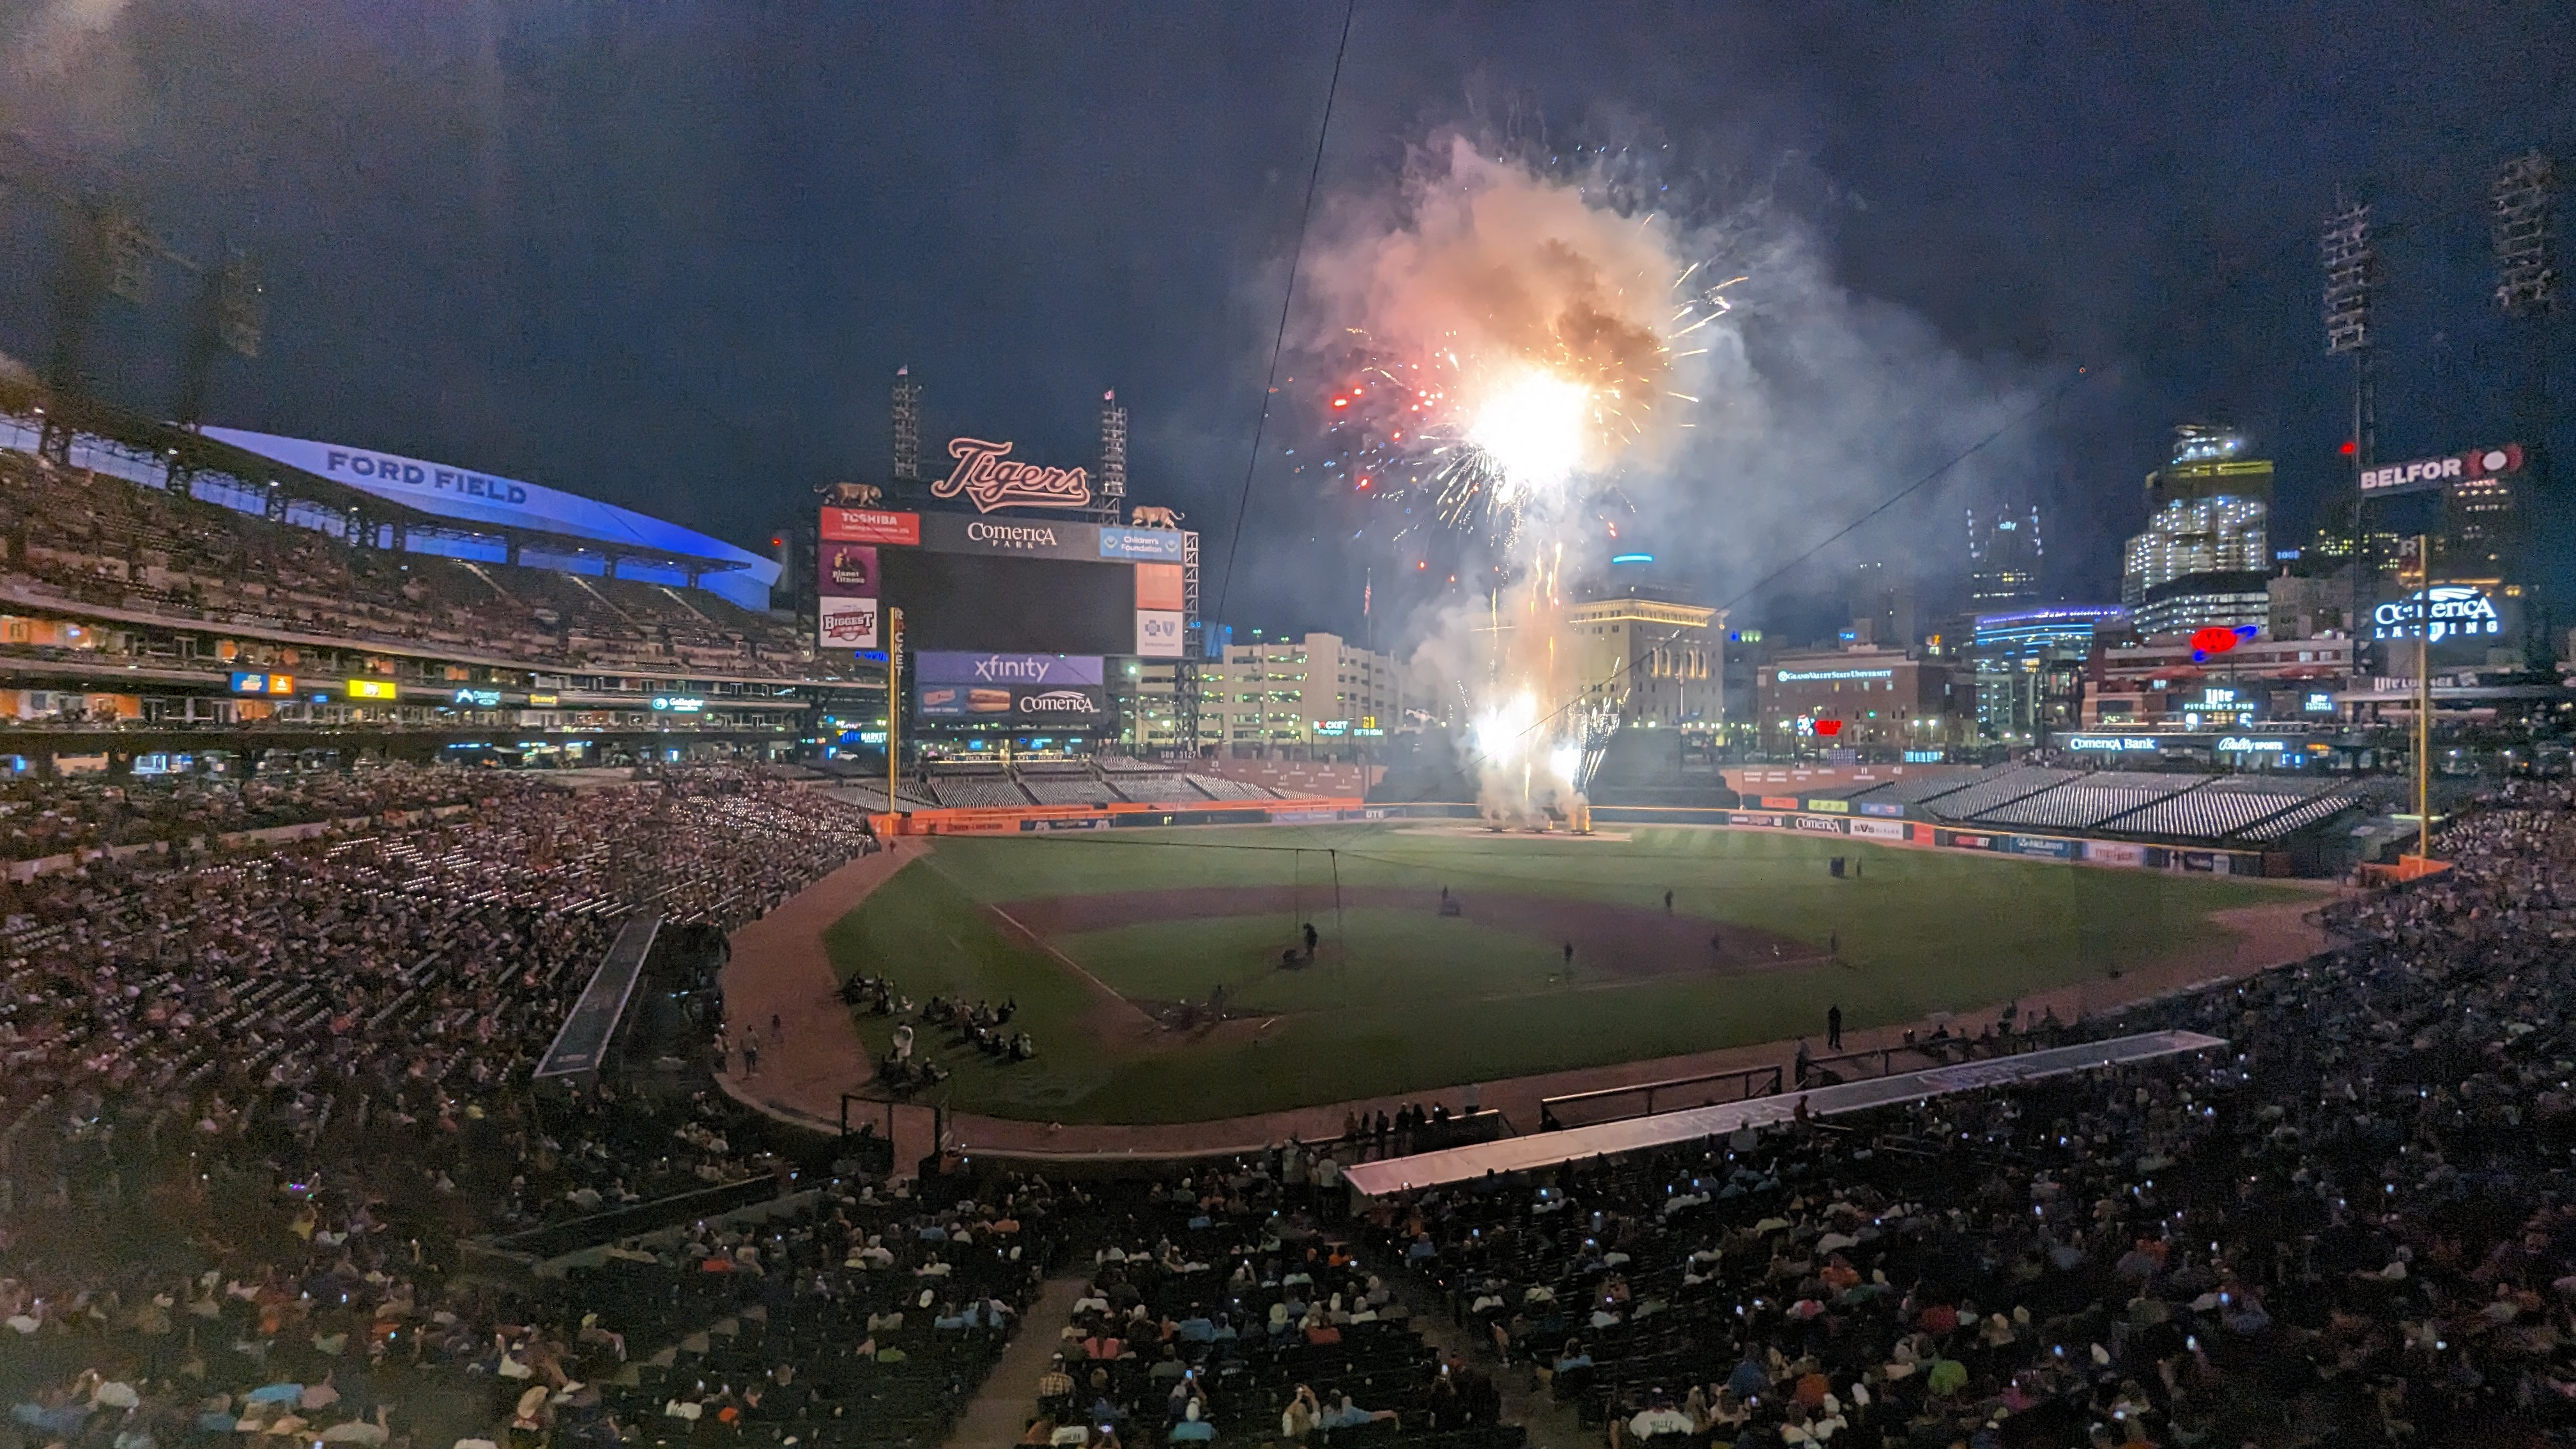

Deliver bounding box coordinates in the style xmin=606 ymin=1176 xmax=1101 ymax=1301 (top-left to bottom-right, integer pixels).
xmin=1290 ymin=129 xmax=2042 ymax=820
xmin=1300 ymin=135 xmax=1684 ymax=486
xmin=1294 ymin=135 xmax=1713 ymax=824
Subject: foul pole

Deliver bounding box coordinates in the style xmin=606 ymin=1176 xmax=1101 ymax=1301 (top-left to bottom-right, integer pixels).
xmin=887 ymin=607 xmax=905 ymax=823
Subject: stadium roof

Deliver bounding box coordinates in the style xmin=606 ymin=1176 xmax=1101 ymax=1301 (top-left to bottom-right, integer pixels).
xmin=203 ymin=425 xmax=779 ymax=588
xmin=1339 ymin=1029 xmax=2227 ymax=1197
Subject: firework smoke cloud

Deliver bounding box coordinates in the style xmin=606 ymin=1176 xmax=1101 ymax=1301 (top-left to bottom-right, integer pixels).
xmin=1287 ymin=126 xmax=2041 ymax=828
xmin=1300 ymin=135 xmax=1706 ymax=825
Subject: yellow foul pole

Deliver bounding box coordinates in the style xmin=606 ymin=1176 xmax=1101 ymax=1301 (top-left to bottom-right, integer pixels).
xmin=887 ymin=607 xmax=905 ymax=824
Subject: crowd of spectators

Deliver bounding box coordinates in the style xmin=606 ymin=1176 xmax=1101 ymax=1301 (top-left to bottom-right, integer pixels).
xmin=11 ymin=756 xmax=2576 ymax=1449
xmin=0 ymin=766 xmax=512 ymax=862
xmin=0 ymin=447 xmax=815 ymax=679
xmin=1027 ymin=1167 xmax=1514 ymax=1449
xmin=0 ymin=760 xmax=931 ymax=1449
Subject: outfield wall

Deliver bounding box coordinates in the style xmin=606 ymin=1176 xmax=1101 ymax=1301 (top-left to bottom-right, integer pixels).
xmin=1368 ymin=801 xmax=2288 ymax=877
xmin=878 ymin=796 xmax=1370 ymax=836
xmin=877 ymin=795 xmax=2288 ymax=875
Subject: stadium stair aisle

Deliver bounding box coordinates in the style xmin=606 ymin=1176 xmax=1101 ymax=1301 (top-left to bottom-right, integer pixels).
xmin=941 ymin=1275 xmax=1089 ymax=1449
xmin=1383 ymin=1266 xmax=1583 ymax=1449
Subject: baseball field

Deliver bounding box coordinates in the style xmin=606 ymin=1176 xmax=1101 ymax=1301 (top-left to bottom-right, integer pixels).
xmin=824 ymin=822 xmax=2301 ymax=1124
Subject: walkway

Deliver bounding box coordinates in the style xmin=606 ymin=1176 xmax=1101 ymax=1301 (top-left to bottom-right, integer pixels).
xmin=1340 ymin=1028 xmax=2227 ymax=1195
xmin=715 ymin=844 xmax=2338 ymax=1163
xmin=942 ymin=1275 xmax=1084 ymax=1449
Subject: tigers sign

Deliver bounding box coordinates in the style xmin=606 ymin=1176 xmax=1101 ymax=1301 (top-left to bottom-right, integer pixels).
xmin=932 ymin=438 xmax=1093 ymax=512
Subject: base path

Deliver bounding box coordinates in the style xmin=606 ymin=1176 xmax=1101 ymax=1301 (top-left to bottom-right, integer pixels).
xmin=716 ymin=839 xmax=931 ymax=1128
xmin=717 ymin=850 xmax=2344 ymax=1161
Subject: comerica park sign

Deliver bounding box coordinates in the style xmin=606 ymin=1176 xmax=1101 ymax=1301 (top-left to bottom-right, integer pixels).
xmin=2372 ymin=585 xmax=2503 ymax=644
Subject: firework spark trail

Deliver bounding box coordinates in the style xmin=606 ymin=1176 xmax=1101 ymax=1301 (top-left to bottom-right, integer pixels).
xmin=1300 ymin=135 xmax=1721 ymax=825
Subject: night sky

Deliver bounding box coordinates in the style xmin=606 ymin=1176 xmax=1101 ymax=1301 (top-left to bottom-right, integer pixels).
xmin=0 ymin=2 xmax=2567 ymax=640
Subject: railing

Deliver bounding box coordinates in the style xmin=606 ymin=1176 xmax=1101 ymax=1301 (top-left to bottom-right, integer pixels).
xmin=1538 ymin=1064 xmax=1782 ymax=1130
xmin=482 ymin=1172 xmax=794 ymax=1260
xmin=1794 ymin=1043 xmax=1929 ymax=1089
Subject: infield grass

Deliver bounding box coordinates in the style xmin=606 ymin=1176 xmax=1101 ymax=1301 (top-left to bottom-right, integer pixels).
xmin=824 ymin=824 xmax=2298 ymax=1123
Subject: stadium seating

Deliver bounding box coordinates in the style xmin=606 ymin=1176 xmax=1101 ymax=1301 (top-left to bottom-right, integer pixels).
xmin=2108 ymin=778 xmax=2326 ymax=841
xmin=0 ymin=445 xmax=815 ymax=677
xmin=1963 ymin=774 xmax=2200 ymax=831
xmin=1023 ymin=776 xmax=1123 ymax=806
xmin=1843 ymin=769 xmax=1990 ymax=808
xmin=1913 ymin=765 xmax=2083 ymax=821
xmin=925 ymin=769 xmax=1037 ymax=809
xmin=1184 ymin=773 xmax=1276 ymax=802
xmin=2232 ymin=777 xmax=2402 ymax=842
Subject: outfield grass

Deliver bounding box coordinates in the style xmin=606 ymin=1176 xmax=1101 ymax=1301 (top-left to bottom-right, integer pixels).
xmin=824 ymin=824 xmax=2298 ymax=1123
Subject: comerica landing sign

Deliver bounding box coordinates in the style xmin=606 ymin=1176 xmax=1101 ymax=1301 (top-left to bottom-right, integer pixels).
xmin=2371 ymin=585 xmax=2503 ymax=644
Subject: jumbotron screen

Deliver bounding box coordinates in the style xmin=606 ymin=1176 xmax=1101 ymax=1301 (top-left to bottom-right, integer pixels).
xmin=878 ymin=549 xmax=1133 ymax=654
xmin=817 ymin=506 xmax=1190 ymax=659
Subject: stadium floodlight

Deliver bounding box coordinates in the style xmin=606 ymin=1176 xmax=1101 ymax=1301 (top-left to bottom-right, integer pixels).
xmin=2324 ymin=192 xmax=2381 ymax=672
xmin=2492 ymin=150 xmax=2557 ymax=319
xmin=217 ymin=249 xmax=264 ymax=358
xmin=891 ymin=367 xmax=922 ymax=484
xmin=101 ymin=208 xmax=152 ymax=305
xmin=2321 ymin=196 xmax=2377 ymax=355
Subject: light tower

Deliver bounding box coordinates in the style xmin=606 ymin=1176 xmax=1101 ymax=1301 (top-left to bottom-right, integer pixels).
xmin=2323 ymin=194 xmax=2380 ymax=674
xmin=2492 ymin=151 xmax=2556 ymax=664
xmin=1093 ymin=388 xmax=1128 ymax=524
xmin=2494 ymin=150 xmax=2558 ymax=321
xmin=890 ymin=366 xmax=922 ymax=490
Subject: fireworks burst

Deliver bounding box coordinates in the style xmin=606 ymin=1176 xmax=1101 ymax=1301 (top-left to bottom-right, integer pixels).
xmin=1293 ymin=133 xmax=1740 ymax=826
xmin=1314 ymin=271 xmax=1741 ymax=539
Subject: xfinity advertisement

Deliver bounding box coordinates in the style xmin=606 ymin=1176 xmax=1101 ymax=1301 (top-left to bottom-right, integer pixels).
xmin=912 ymin=653 xmax=1108 ymax=727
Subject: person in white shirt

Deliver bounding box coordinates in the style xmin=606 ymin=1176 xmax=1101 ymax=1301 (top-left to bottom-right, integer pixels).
xmin=1627 ymin=1395 xmax=1694 ymax=1443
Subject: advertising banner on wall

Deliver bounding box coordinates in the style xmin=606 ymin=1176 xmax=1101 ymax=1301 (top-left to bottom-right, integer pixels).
xmin=1100 ymin=526 xmax=1188 ymax=562
xmin=818 ymin=596 xmax=880 ymax=649
xmin=821 ymin=508 xmax=920 ymax=545
xmin=916 ymin=679 xmax=1110 ymax=725
xmin=914 ymin=511 xmax=1101 ymax=562
xmin=2085 ymin=841 xmax=2149 ymax=867
xmin=1134 ymin=564 xmax=1185 ymax=611
xmin=1136 ymin=610 xmax=1186 ymax=657
xmin=820 ymin=543 xmax=880 ymax=597
xmin=1849 ymin=818 xmax=1906 ymax=841
xmin=914 ymin=652 xmax=1105 ymax=687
